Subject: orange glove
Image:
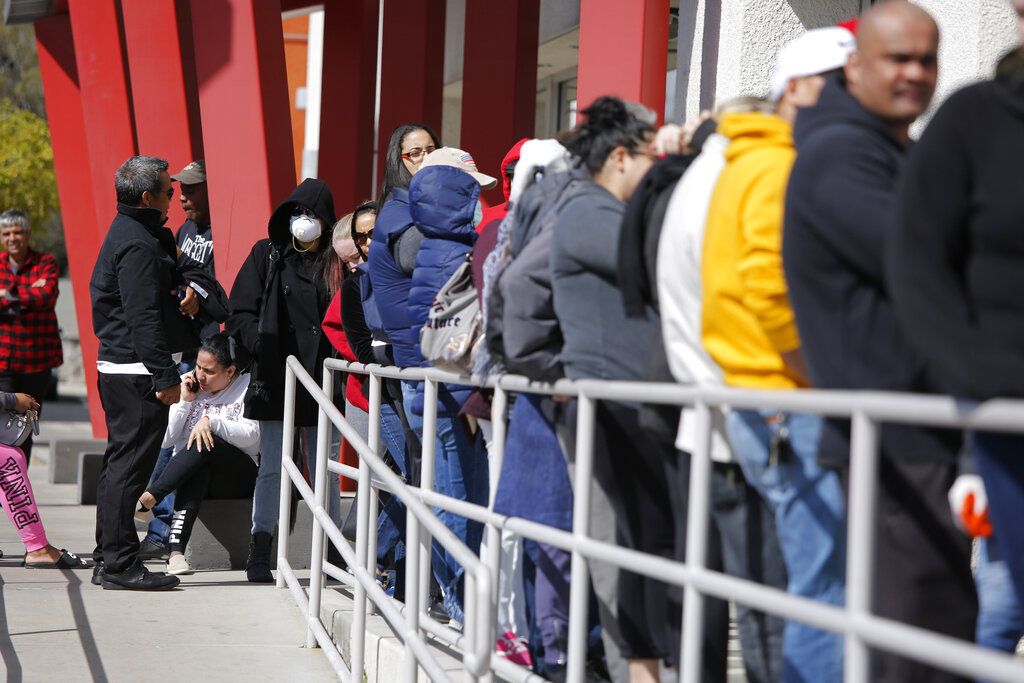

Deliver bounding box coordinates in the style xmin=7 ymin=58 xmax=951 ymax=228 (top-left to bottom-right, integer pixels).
xmin=947 ymin=475 xmax=993 ymax=538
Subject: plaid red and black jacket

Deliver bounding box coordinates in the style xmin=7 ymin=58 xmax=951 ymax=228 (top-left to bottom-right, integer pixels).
xmin=0 ymin=249 xmax=63 ymax=373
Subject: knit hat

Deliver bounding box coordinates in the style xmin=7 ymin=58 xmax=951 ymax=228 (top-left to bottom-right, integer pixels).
xmin=770 ymin=27 xmax=856 ymax=102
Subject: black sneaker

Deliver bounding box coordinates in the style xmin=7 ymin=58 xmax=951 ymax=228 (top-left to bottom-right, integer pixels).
xmin=137 ymin=540 xmax=170 ymax=561
xmin=101 ymin=561 xmax=180 ymax=591
xmin=91 ymin=563 xmax=105 ymax=586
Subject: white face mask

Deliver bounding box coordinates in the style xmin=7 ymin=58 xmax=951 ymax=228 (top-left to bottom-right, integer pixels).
xmin=289 ymin=214 xmax=321 ymax=243
xmin=472 ymin=201 xmax=483 ymax=228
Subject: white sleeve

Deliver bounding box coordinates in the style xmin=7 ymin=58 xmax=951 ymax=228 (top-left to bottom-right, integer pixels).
xmin=208 ymin=413 xmax=261 ymax=456
xmin=161 ymin=399 xmax=193 ymax=449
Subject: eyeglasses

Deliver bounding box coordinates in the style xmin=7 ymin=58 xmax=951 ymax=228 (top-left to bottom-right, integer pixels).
xmin=353 ymin=229 xmax=374 ymax=245
xmin=400 ymin=146 xmax=436 ymax=162
xmin=165 ymin=188 xmax=174 ymax=199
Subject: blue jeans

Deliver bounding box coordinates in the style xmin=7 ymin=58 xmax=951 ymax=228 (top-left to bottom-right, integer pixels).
xmin=252 ymin=420 xmax=342 ymax=535
xmin=726 ymin=409 xmax=846 ymax=683
xmin=143 ymin=446 xmax=176 ymax=545
xmin=401 ymin=380 xmax=488 ymax=623
xmin=975 ymin=535 xmax=1024 ymax=660
xmin=376 ymin=399 xmax=409 ymax=564
xmin=974 ymin=431 xmax=1024 ymax=605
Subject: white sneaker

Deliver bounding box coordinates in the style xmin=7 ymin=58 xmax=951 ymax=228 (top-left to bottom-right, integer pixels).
xmin=167 ymin=555 xmax=193 ymax=575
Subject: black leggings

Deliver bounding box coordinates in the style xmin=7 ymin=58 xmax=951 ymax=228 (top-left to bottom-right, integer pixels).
xmin=148 ymin=435 xmax=258 ymax=553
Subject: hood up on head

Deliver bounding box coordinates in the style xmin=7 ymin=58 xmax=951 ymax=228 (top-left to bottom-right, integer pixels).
xmin=508 ymin=139 xmax=572 ymax=204
xmin=267 ymin=178 xmax=337 ymax=246
xmin=409 ymin=166 xmax=481 ymax=243
xmin=499 ymin=138 xmax=529 ymax=201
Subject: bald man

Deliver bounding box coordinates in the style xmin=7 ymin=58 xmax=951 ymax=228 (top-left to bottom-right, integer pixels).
xmin=783 ymin=2 xmax=977 ymax=682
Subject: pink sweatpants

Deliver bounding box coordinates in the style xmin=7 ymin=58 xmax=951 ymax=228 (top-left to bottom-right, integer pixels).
xmin=0 ymin=444 xmax=48 ymax=552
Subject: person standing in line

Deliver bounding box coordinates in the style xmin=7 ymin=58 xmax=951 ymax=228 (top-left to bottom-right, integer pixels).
xmin=89 ymin=155 xmax=191 ymax=591
xmin=783 ymin=3 xmax=975 ymax=681
xmin=139 ymin=158 xmax=216 ymax=561
xmin=0 ymin=209 xmax=63 ymax=466
xmin=227 ymin=178 xmax=340 ymax=584
xmin=700 ymin=27 xmax=856 ymax=683
xmin=889 ymin=0 xmax=1024 ymax=663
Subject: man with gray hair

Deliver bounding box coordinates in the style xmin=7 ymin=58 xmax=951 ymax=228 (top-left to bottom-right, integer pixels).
xmin=88 ymin=155 xmax=189 ymax=591
xmin=0 ymin=208 xmax=63 ymax=465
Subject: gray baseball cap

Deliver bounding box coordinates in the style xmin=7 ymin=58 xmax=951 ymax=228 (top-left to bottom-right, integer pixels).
xmin=170 ymin=159 xmax=206 ymax=184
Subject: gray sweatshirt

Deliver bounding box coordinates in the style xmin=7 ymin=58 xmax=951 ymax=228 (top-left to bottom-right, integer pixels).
xmin=550 ymin=181 xmax=657 ymax=381
xmin=0 ymin=392 xmax=15 ymax=410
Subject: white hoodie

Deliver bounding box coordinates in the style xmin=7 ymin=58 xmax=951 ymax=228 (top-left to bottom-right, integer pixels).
xmin=656 ymin=133 xmax=734 ymax=463
xmin=161 ymin=372 xmax=260 ymax=461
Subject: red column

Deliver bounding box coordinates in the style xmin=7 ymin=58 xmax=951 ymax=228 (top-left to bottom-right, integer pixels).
xmin=376 ymin=0 xmax=446 ymax=188
xmin=190 ymin=0 xmax=295 ymax=290
xmin=34 ymin=16 xmax=107 ymax=436
xmin=66 ymin=0 xmax=139 ymax=231
xmin=459 ymin=0 xmax=539 ymax=204
xmin=318 ymin=0 xmax=380 ymax=212
xmin=121 ymin=0 xmax=204 ymax=230
xmin=577 ymin=0 xmax=670 ymax=124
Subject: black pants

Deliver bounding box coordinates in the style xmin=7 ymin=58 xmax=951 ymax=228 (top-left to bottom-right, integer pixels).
xmin=149 ymin=435 xmax=257 ymax=553
xmin=94 ymin=373 xmax=168 ymax=572
xmin=837 ymin=457 xmax=978 ymax=683
xmin=0 ymin=370 xmax=51 ymax=466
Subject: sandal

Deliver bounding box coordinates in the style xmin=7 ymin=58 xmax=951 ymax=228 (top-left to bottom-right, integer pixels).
xmin=23 ymin=549 xmax=90 ymax=569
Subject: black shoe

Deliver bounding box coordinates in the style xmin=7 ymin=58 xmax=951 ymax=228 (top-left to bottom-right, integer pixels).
xmin=246 ymin=532 xmax=274 ymax=584
xmin=101 ymin=561 xmax=179 ymax=591
xmin=427 ymin=597 xmax=450 ymax=624
xmin=91 ymin=563 xmax=105 ymax=586
xmin=137 ymin=540 xmax=170 ymax=561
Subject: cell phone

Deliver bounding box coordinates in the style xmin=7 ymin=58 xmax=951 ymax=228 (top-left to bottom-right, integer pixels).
xmin=186 ymin=370 xmax=199 ymax=393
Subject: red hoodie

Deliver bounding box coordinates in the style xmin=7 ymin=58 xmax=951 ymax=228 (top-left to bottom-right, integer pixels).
xmin=477 ymin=138 xmax=529 ymax=233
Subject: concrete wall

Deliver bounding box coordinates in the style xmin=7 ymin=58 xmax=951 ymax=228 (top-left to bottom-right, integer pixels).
xmin=677 ymin=0 xmax=1020 ymax=126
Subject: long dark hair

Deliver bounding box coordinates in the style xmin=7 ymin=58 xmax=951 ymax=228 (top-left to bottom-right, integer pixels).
xmin=376 ymin=124 xmax=441 ymax=207
xmin=561 ymin=96 xmax=656 ymax=175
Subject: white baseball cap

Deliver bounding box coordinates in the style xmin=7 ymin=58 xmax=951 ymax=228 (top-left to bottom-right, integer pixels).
xmin=770 ymin=27 xmax=856 ymax=102
xmin=419 ymin=147 xmax=497 ymax=189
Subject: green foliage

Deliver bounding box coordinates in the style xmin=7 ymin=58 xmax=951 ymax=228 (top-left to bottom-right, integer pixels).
xmin=0 ymin=99 xmax=65 ymax=272
xmin=0 ymin=24 xmax=45 ymax=119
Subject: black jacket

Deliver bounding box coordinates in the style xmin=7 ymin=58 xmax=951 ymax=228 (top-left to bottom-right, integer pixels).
xmin=782 ymin=77 xmax=959 ymax=463
xmin=90 ymin=204 xmax=189 ymax=392
xmin=227 ymin=179 xmax=337 ymax=425
xmin=891 ymin=63 xmax=1024 ymax=400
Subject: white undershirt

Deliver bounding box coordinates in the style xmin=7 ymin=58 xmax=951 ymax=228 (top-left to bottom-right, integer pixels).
xmin=97 ymin=352 xmax=183 ymax=376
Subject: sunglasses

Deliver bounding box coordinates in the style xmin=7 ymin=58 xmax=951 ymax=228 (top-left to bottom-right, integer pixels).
xmin=353 ymin=229 xmax=374 ymax=244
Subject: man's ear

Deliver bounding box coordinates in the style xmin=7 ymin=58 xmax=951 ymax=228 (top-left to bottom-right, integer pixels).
xmin=139 ymin=190 xmax=153 ymax=209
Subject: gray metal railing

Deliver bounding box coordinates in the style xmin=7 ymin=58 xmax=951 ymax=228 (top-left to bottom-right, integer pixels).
xmin=275 ymin=355 xmax=1024 ymax=683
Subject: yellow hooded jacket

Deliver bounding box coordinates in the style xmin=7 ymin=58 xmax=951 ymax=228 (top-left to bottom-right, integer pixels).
xmin=700 ymin=112 xmax=805 ymax=390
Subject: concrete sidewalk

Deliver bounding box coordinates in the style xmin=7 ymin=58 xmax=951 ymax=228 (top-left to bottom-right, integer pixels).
xmin=0 ymin=443 xmax=337 ymax=682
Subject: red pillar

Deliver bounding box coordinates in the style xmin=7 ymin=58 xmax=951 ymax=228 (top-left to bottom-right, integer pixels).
xmin=376 ymin=0 xmax=446 ymax=188
xmin=318 ymin=0 xmax=380 ymax=212
xmin=190 ymin=0 xmax=295 ymax=290
xmin=459 ymin=0 xmax=539 ymax=204
xmin=66 ymin=0 xmax=139 ymax=231
xmin=34 ymin=16 xmax=107 ymax=437
xmin=121 ymin=0 xmax=204 ymax=231
xmin=577 ymin=0 xmax=670 ymax=124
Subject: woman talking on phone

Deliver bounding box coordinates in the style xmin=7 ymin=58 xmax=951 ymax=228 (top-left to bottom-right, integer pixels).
xmin=138 ymin=333 xmax=259 ymax=575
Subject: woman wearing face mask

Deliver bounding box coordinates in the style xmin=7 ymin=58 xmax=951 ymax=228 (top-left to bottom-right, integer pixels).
xmin=137 ymin=333 xmax=259 ymax=575
xmin=227 ymin=178 xmax=340 ymax=583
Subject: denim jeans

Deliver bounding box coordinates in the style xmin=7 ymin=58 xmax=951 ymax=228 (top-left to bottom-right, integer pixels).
xmin=142 ymin=446 xmax=176 ymax=545
xmin=376 ymin=399 xmax=409 ymax=564
xmin=975 ymin=535 xmax=1024 ymax=659
xmin=401 ymin=380 xmax=488 ymax=623
xmin=252 ymin=420 xmax=342 ymax=535
xmin=973 ymin=431 xmax=1024 ymax=604
xmin=726 ymin=409 xmax=846 ymax=683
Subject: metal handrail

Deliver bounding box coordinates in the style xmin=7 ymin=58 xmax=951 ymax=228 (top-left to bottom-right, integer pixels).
xmin=276 ymin=356 xmax=1024 ymax=683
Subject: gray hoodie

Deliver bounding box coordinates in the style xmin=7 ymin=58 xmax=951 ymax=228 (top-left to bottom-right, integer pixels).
xmin=550 ymin=180 xmax=657 ymax=381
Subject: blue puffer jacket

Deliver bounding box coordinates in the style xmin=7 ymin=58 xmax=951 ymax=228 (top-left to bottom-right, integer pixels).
xmin=408 ymin=166 xmax=480 ymax=414
xmin=367 ymin=187 xmax=419 ymax=368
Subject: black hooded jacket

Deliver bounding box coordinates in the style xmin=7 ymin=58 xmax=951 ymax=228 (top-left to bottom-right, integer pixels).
xmin=90 ymin=203 xmax=189 ymax=392
xmin=227 ymin=179 xmax=337 ymax=425
xmin=782 ymin=76 xmax=960 ymax=464
xmin=891 ymin=59 xmax=1024 ymax=400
